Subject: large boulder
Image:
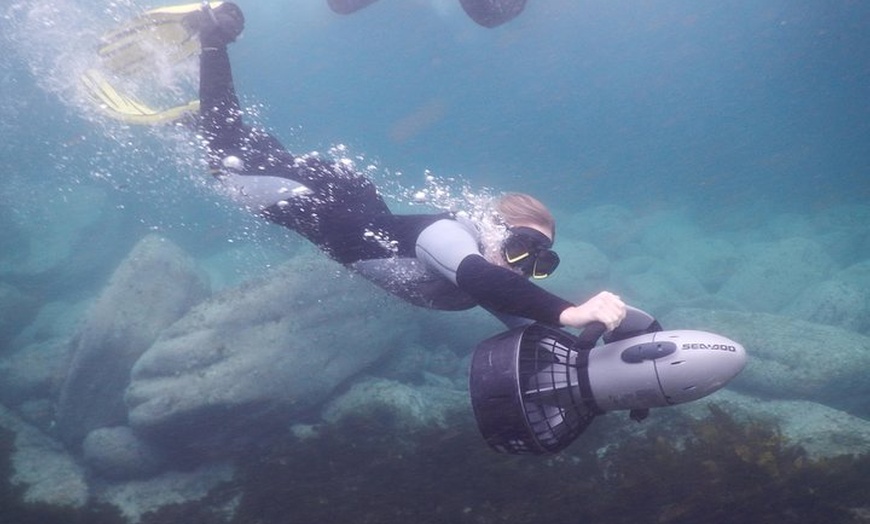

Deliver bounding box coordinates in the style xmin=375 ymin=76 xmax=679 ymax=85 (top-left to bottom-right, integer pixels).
xmin=14 ymin=186 xmax=109 ymax=274
xmin=662 ymin=308 xmax=870 ymax=418
xmin=321 ymin=377 xmax=468 ymax=432
xmin=612 ymin=256 xmax=709 ymax=315
xmin=0 ymin=185 xmax=130 ymax=292
xmin=11 ymin=299 xmax=90 ymax=349
xmin=810 ymin=204 xmax=870 ymax=267
xmin=125 ymin=255 xmax=420 ymax=455
xmin=0 ymin=204 xmax=28 ymax=274
xmin=562 ymin=204 xmax=642 ymax=258
xmin=0 ymin=338 xmax=69 ymax=406
xmin=82 ymin=426 xmax=168 ymax=481
xmin=635 ymin=212 xmax=740 ymax=293
xmin=0 ymin=283 xmax=39 ymax=350
xmin=56 ymin=234 xmax=210 ymax=448
xmin=783 ymin=260 xmax=870 ymax=335
xmin=548 ymin=239 xmax=611 ymax=299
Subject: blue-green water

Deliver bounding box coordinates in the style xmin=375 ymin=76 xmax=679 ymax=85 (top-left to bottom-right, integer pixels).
xmin=1 ymin=1 xmax=868 ymax=522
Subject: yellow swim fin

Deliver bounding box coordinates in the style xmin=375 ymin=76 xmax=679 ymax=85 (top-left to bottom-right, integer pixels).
xmin=97 ymin=1 xmax=223 ymax=76
xmin=81 ymin=2 xmax=220 ymax=125
xmin=81 ymin=68 xmax=199 ymax=125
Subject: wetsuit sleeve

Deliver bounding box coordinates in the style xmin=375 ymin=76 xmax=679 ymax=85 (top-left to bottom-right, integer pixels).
xmin=456 ymin=255 xmax=574 ymax=326
xmin=415 ymin=219 xmax=574 ymax=325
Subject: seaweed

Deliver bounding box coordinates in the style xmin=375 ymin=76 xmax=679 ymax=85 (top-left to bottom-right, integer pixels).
xmin=589 ymin=405 xmax=869 ymax=524
xmin=227 ymin=405 xmax=870 ymax=524
xmin=2 ymin=405 xmax=868 ymax=524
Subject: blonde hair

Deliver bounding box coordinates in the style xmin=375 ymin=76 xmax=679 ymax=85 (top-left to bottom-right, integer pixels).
xmin=495 ymin=193 xmax=556 ymax=238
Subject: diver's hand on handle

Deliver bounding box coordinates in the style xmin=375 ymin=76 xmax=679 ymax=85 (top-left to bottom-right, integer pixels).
xmin=559 ymin=291 xmax=626 ymax=331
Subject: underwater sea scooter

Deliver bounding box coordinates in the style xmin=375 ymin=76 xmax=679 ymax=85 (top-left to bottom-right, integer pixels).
xmin=469 ymin=307 xmax=747 ymax=454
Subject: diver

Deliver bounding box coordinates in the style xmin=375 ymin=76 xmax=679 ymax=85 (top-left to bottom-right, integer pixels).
xmin=327 ymin=0 xmax=528 ymax=28
xmin=185 ymin=2 xmax=626 ymax=331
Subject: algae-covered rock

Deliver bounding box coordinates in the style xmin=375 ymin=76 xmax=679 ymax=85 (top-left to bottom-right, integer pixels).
xmin=82 ymin=426 xmax=167 ymax=481
xmin=0 ymin=404 xmax=88 ymax=508
xmin=321 ymin=377 xmax=468 ymax=432
xmin=125 ymin=255 xmax=419 ymax=454
xmin=662 ymin=308 xmax=870 ymax=417
xmin=684 ymin=390 xmax=870 ymax=460
xmin=56 ymin=234 xmax=210 ymax=448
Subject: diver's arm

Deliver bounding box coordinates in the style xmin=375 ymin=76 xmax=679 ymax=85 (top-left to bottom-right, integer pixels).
xmin=416 ymin=219 xmax=572 ymax=326
xmin=415 ymin=219 xmax=626 ymax=328
xmin=455 ymin=255 xmax=574 ymax=325
xmin=457 ymin=260 xmax=626 ymax=330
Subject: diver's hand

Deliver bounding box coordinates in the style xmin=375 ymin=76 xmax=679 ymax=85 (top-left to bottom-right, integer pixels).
xmin=186 ymin=2 xmax=246 ymax=47
xmin=559 ymin=291 xmax=626 ymax=331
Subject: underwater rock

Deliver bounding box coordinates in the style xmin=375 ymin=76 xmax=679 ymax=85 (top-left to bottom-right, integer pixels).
xmin=2 ymin=185 xmax=113 ymax=276
xmin=0 ymin=338 xmax=69 ymax=407
xmin=376 ymin=342 xmax=466 ymax=386
xmin=634 ymin=211 xmax=739 ymax=292
xmin=56 ymin=234 xmax=210 ymax=449
xmin=675 ymin=237 xmax=740 ymax=292
xmin=611 ymin=256 xmax=708 ymax=314
xmin=125 ymin=255 xmax=419 ymax=454
xmin=550 ymin=239 xmax=611 ymax=298
xmin=784 ymin=278 xmax=868 ymax=334
xmin=0 ymin=205 xmax=28 ymax=273
xmin=563 ymin=204 xmax=641 ymax=257
xmin=11 ymin=298 xmax=90 ymax=349
xmin=15 ymin=399 xmax=56 ymax=434
xmin=718 ymin=237 xmax=836 ymax=313
xmin=685 ymin=389 xmax=870 ymax=459
xmin=811 ymin=204 xmax=870 ymax=267
xmin=82 ymin=426 xmax=167 ymax=481
xmin=662 ymin=308 xmax=870 ymax=416
xmin=0 ymin=282 xmax=39 ymax=350
xmin=0 ymin=403 xmax=88 ymax=508
xmin=321 ymin=377 xmax=468 ymax=432
xmin=92 ymin=460 xmax=236 ymax=524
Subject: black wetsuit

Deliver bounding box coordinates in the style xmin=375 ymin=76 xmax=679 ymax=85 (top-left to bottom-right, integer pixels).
xmin=199 ymin=43 xmax=573 ymax=325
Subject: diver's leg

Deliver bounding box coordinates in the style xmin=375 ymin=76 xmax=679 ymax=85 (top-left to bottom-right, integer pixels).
xmin=327 ymin=0 xmax=380 ymax=15
xmin=186 ymin=3 xmax=247 ymax=148
xmin=199 ymin=46 xmax=244 ymax=147
xmin=459 ymin=0 xmax=526 ymax=27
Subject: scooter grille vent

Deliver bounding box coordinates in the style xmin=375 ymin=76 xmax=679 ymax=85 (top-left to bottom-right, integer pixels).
xmin=470 ymin=323 xmax=597 ymax=455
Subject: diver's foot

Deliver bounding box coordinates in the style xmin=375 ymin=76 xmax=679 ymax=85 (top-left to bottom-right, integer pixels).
xmin=184 ymin=2 xmax=245 ymax=47
xmin=459 ymin=0 xmax=526 ymax=28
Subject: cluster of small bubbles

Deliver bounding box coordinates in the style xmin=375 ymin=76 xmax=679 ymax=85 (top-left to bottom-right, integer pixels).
xmin=406 ymin=169 xmax=499 ymax=220
xmin=363 ymin=228 xmax=400 ymax=255
xmin=318 ymin=143 xmax=508 ymax=258
xmin=243 ymin=99 xmax=267 ymax=123
xmin=330 ymin=143 xmax=348 ymax=156
xmin=1 ymin=0 xmax=312 ymax=278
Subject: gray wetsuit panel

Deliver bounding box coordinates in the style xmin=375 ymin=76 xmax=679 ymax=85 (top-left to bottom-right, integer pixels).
xmin=350 ymin=218 xmax=482 ymax=310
